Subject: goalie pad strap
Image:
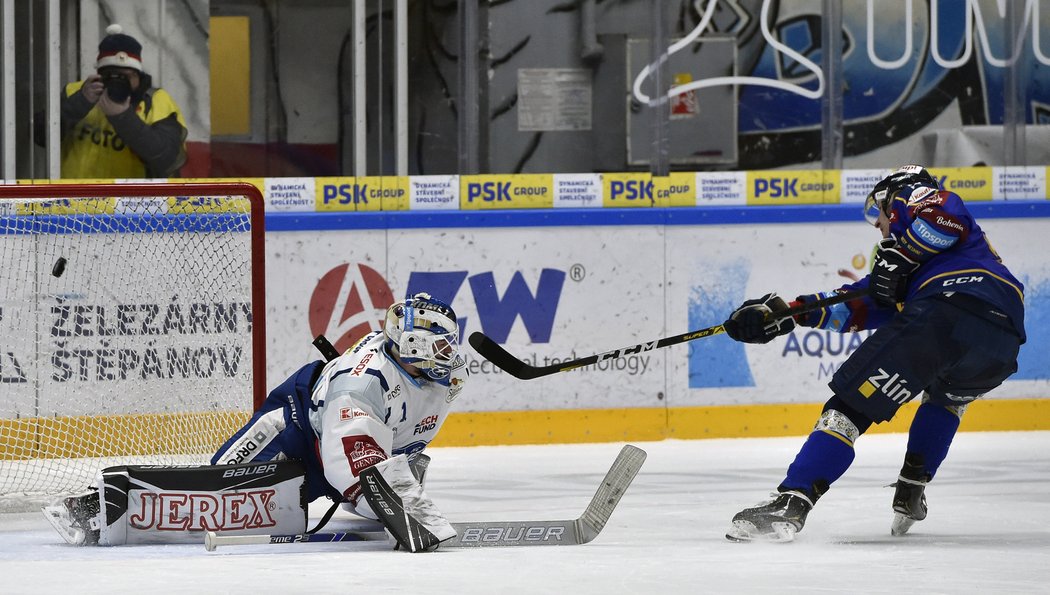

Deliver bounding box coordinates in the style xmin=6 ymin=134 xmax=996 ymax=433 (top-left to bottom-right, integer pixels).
xmin=98 ymin=460 xmax=308 ymax=546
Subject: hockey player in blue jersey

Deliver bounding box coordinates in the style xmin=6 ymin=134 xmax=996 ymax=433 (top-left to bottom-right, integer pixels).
xmin=722 ymin=165 xmax=1025 ymax=542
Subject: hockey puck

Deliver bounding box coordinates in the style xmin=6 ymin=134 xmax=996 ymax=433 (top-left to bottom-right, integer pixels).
xmin=52 ymin=257 xmax=67 ymax=278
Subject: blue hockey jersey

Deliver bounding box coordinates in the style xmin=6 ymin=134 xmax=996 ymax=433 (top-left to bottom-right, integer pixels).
xmin=798 ymin=187 xmax=1025 ymax=342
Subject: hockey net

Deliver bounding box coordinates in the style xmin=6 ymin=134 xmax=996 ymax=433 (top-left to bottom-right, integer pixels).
xmin=0 ymin=183 xmax=265 ymax=511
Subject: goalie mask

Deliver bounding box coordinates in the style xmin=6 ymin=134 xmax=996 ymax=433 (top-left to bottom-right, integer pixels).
xmin=384 ymin=292 xmax=460 ymax=382
xmin=864 ymin=165 xmax=939 ymax=225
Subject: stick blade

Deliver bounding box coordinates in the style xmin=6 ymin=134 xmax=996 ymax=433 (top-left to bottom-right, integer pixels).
xmin=468 ymin=332 xmax=540 ymax=379
xmin=576 ymin=444 xmax=647 ymax=544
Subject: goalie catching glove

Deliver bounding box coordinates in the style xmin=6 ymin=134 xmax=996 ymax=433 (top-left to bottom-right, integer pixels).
xmin=724 ymin=293 xmax=795 ymax=344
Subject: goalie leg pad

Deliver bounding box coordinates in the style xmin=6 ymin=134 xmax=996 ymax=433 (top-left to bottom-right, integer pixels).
xmin=361 ymin=455 xmax=455 ymax=552
xmin=45 ymin=460 xmax=309 ymax=546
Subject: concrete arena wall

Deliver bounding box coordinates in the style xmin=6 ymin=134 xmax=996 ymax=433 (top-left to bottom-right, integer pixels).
xmin=264 ymin=204 xmax=1050 ymax=446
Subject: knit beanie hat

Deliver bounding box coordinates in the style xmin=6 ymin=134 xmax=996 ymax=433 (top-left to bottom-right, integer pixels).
xmin=95 ymin=24 xmax=143 ymax=71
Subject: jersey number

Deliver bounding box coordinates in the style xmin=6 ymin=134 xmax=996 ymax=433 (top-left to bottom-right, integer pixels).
xmin=384 ymin=402 xmax=407 ymax=424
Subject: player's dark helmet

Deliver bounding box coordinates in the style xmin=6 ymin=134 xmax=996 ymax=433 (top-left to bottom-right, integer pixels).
xmin=864 ymin=165 xmax=939 ymax=224
xmin=383 ymin=292 xmax=460 ymax=382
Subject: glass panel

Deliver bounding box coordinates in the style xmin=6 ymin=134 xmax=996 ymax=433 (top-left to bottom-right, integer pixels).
xmin=7 ymin=0 xmax=1049 ymax=178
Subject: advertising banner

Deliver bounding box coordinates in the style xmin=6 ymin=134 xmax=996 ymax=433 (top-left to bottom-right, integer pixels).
xmin=266 ymin=218 xmax=1049 ymax=413
xmin=266 ymin=226 xmax=666 ymax=412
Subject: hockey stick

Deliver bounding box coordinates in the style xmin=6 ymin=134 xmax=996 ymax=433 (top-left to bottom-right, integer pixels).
xmin=469 ymin=288 xmax=870 ymax=380
xmin=205 ymin=444 xmax=646 ymax=551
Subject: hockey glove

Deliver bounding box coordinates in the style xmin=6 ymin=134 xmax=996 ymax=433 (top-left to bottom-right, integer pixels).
xmin=724 ymin=293 xmax=795 ymax=344
xmin=870 ymin=238 xmax=919 ymax=307
xmin=792 ymin=293 xmax=826 ymax=328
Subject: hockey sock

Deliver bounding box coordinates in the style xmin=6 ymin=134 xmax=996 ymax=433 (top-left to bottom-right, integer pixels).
xmin=781 ymin=430 xmax=855 ymax=499
xmin=905 ymin=401 xmax=961 ymax=478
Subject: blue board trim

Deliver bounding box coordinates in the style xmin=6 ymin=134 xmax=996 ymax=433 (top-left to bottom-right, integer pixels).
xmin=2 ymin=202 xmax=1044 ymax=234
xmin=0 ymin=214 xmax=251 ymax=235
xmin=265 ymin=201 xmax=1050 ymax=231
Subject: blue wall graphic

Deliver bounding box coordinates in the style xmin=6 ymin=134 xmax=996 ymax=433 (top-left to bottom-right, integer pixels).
xmin=688 ymin=261 xmax=753 ymax=388
xmin=1014 ymin=277 xmax=1047 ymax=380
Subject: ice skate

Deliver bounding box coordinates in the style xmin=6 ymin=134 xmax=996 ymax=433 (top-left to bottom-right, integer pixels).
xmin=726 ymin=490 xmax=813 ymax=543
xmin=890 ymin=455 xmax=930 ymax=536
xmin=42 ymin=488 xmax=101 ymax=546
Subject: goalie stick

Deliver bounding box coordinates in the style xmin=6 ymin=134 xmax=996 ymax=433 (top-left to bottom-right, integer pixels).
xmin=469 ymin=288 xmax=870 ymax=380
xmin=205 ymin=444 xmax=646 ymax=551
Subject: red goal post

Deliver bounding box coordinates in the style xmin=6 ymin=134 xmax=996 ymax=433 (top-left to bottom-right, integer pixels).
xmin=0 ymin=182 xmax=266 ymax=505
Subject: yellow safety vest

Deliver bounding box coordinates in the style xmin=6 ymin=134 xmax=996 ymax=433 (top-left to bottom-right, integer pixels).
xmin=61 ymin=80 xmax=187 ymax=179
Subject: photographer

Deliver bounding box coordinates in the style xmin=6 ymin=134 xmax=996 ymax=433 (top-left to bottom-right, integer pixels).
xmin=52 ymin=24 xmax=187 ymax=178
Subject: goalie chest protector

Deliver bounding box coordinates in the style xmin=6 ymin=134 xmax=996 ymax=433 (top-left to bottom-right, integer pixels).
xmin=98 ymin=460 xmax=307 ymax=545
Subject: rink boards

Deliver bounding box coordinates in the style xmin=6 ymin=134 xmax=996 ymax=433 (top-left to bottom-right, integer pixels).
xmin=262 ymin=203 xmax=1050 ymax=444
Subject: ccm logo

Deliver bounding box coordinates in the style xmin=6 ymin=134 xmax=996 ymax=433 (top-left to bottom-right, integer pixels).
xmin=944 ymin=276 xmax=984 ymax=286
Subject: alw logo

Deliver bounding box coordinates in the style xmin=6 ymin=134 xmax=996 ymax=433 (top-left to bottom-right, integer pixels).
xmin=309 ymin=264 xmax=395 ymax=353
xmin=309 ymin=264 xmax=566 ymax=353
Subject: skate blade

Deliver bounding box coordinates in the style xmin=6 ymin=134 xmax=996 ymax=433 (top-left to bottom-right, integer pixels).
xmin=41 ymin=504 xmax=86 ymax=546
xmin=890 ymin=512 xmax=917 ymax=536
xmin=725 ymin=520 xmax=797 ymax=543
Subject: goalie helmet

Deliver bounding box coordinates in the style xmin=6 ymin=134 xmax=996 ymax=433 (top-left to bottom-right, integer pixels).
xmin=864 ymin=165 xmax=939 ymax=225
xmin=384 ymin=292 xmax=460 ymax=382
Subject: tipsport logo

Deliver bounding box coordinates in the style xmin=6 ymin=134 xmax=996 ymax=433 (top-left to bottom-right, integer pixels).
xmin=308 ymin=263 xmax=567 ymax=354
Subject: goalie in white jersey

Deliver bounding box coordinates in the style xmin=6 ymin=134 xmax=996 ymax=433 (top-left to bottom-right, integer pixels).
xmin=212 ymin=291 xmax=467 ymax=520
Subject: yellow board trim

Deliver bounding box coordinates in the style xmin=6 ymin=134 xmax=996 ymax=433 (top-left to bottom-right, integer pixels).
xmin=0 ymin=411 xmax=249 ymax=460
xmin=430 ymin=398 xmax=1050 ymax=447
xmin=4 ymin=399 xmax=1047 ymax=459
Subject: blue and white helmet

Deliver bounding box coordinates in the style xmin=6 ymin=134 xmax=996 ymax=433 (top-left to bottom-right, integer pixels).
xmin=384 ymin=292 xmax=460 ymax=382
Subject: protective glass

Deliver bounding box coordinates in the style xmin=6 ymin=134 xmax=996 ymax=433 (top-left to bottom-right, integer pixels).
xmin=863 ymin=188 xmax=889 ymax=225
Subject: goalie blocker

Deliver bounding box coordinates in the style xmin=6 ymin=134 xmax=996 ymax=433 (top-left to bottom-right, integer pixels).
xmin=43 ymin=454 xmax=451 ymax=550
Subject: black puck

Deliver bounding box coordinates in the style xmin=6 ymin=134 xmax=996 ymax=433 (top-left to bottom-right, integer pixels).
xmin=52 ymin=257 xmax=67 ymax=278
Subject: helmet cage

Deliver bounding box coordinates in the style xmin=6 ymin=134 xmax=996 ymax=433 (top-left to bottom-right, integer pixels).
xmin=385 ymin=293 xmax=459 ymax=381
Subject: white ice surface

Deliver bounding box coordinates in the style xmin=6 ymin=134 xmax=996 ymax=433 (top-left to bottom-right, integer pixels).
xmin=3 ymin=431 xmax=1049 ymax=594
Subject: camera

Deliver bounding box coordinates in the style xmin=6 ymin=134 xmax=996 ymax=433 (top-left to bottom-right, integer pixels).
xmin=101 ymin=71 xmax=132 ymax=102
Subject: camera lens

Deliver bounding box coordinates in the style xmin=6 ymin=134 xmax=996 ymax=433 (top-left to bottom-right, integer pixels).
xmin=102 ymin=73 xmax=132 ymax=102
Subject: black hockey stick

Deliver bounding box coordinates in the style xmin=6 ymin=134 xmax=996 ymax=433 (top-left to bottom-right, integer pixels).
xmin=469 ymin=289 xmax=870 ymax=380
xmin=205 ymin=444 xmax=646 ymax=551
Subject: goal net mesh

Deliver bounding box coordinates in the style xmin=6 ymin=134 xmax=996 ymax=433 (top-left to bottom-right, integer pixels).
xmin=0 ymin=183 xmax=264 ymax=509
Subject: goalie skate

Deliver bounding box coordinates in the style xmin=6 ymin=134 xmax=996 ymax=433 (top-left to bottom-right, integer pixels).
xmin=725 ymin=491 xmax=813 ymax=543
xmin=42 ymin=489 xmax=101 ymax=546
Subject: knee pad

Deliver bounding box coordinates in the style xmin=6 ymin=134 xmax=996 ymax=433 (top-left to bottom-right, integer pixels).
xmin=920 ymin=391 xmax=968 ymax=418
xmin=817 ymin=395 xmax=874 ymax=442
xmin=814 ymin=409 xmax=861 ymax=445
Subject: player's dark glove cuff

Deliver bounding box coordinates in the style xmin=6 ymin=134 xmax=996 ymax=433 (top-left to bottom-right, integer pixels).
xmin=870 ymin=239 xmax=919 ymax=307
xmin=724 ymin=292 xmax=796 ymax=344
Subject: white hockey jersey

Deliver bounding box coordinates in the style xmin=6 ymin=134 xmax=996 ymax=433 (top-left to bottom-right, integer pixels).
xmin=308 ymin=330 xmax=467 ymax=509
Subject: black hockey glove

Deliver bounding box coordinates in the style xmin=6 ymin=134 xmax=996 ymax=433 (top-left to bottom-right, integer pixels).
xmin=724 ymin=293 xmax=795 ymax=344
xmin=870 ymin=238 xmax=919 ymax=307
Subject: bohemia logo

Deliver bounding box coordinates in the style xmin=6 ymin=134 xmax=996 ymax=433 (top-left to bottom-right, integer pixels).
xmin=129 ymin=490 xmax=277 ymax=531
xmin=309 ymin=263 xmax=395 ymax=353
